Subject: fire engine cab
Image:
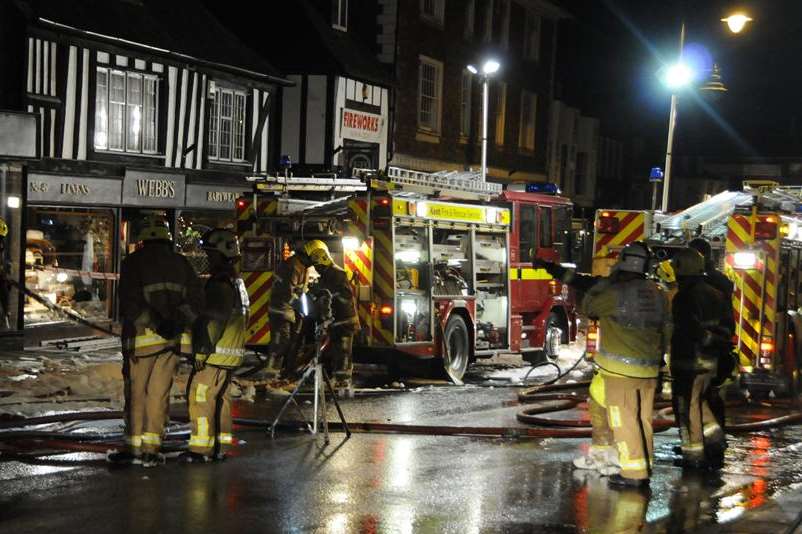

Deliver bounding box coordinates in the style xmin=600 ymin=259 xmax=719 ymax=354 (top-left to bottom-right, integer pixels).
xmin=237 ymin=167 xmax=577 ymax=382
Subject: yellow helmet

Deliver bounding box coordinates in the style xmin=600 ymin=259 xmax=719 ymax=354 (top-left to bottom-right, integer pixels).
xmin=137 ymin=215 xmax=172 ymax=242
xmin=655 ymin=260 xmax=676 ymax=284
xmin=303 ymin=239 xmax=333 ymax=268
xmin=0 ymin=217 xmax=7 ymax=238
xmin=200 ymin=228 xmax=240 ymax=259
xmin=671 ymin=247 xmax=705 ymax=277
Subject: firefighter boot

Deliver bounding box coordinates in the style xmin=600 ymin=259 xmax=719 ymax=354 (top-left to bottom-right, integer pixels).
xmin=333 ymin=371 xmax=354 ymax=399
xmin=107 ymin=450 xmax=142 ymax=466
xmin=573 ymin=446 xmax=620 ymax=476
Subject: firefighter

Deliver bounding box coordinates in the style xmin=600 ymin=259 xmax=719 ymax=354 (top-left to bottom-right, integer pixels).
xmin=304 ymin=239 xmax=359 ymax=389
xmin=267 ymin=244 xmax=311 ymax=378
xmin=688 ymin=237 xmax=733 ymax=300
xmin=0 ymin=217 xmax=9 ymax=329
xmin=180 ymin=229 xmax=249 ymax=463
xmin=109 ymin=215 xmax=202 ymax=467
xmin=670 ymin=247 xmax=732 ymax=469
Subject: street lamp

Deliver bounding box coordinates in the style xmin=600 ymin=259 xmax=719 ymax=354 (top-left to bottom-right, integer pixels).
xmin=466 ymin=58 xmax=501 ymax=183
xmin=722 ymin=13 xmax=753 ymax=34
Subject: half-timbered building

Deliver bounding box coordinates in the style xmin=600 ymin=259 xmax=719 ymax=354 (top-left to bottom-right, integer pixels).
xmin=0 ymin=0 xmax=291 ymax=343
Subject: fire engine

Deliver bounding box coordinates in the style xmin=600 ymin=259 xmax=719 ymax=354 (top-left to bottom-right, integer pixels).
xmin=591 ymin=181 xmax=802 ymax=395
xmin=236 ymin=167 xmax=578 ymax=382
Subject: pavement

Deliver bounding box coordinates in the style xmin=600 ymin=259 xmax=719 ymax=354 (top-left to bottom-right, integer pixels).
xmin=3 ymin=347 xmax=802 ymax=532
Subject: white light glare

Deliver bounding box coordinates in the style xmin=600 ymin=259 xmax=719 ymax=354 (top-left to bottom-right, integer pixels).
xmin=466 ymin=65 xmax=478 ymax=75
xmin=733 ymin=251 xmax=757 ymax=269
xmin=664 ymin=63 xmax=693 ymax=89
xmin=7 ymin=195 xmax=20 ymax=209
xmin=723 ymin=14 xmax=752 ymax=34
xmin=482 ymin=59 xmax=500 ymax=75
xmin=56 ymin=272 xmax=69 ymax=283
xmin=341 ymin=236 xmax=360 ymax=250
xmin=395 ymin=249 xmax=422 ymax=263
xmin=400 ymin=299 xmax=417 ymax=316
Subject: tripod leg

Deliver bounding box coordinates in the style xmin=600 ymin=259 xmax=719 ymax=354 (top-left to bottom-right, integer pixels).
xmin=320 ymin=366 xmax=330 ymax=445
xmin=312 ymin=362 xmax=321 ymax=435
xmin=270 ymin=365 xmax=315 ymax=438
xmin=322 ymin=368 xmax=351 ymax=438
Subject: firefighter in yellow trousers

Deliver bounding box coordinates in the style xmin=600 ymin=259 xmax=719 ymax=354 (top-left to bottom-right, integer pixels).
xmin=268 ymin=246 xmax=310 ymax=378
xmin=110 ymin=215 xmax=202 ymax=467
xmin=304 ymin=240 xmax=359 ymax=389
xmin=181 ymin=229 xmax=249 ymax=463
xmin=582 ymin=242 xmax=670 ymax=490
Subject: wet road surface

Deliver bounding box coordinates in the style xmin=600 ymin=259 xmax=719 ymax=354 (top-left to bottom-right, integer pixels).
xmin=4 ymin=381 xmax=802 ymax=533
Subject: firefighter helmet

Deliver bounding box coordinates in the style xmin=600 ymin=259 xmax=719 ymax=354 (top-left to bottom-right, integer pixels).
xmin=688 ymin=237 xmax=712 ymax=263
xmin=671 ymin=247 xmax=705 ymax=277
xmin=200 ymin=228 xmax=240 ymax=259
xmin=655 ymin=260 xmax=676 ymax=284
xmin=0 ymin=217 xmax=7 ymax=238
xmin=137 ymin=215 xmax=172 ymax=242
xmin=303 ymin=239 xmax=333 ymax=268
xmin=616 ymin=241 xmax=652 ymax=274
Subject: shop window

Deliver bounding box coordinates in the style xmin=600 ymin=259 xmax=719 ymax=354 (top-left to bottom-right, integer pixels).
xmin=208 ymin=85 xmax=247 ymax=162
xmin=24 ymin=207 xmax=115 ymax=326
xmin=418 ymin=56 xmax=443 ymax=133
xmin=332 ymin=0 xmax=348 ymax=31
xmin=95 ymin=67 xmax=159 ymax=154
xmin=519 ymin=205 xmax=536 ymax=262
xmin=176 ymin=211 xmax=236 ymax=275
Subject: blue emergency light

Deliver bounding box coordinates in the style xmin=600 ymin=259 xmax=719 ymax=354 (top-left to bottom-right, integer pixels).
xmin=280 ymin=154 xmax=292 ymax=168
xmin=649 ymin=167 xmax=664 ymax=182
xmin=525 ymin=182 xmax=560 ymax=195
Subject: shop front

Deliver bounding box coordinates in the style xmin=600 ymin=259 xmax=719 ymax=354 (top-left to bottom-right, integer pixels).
xmin=24 ymin=169 xmax=247 ymax=345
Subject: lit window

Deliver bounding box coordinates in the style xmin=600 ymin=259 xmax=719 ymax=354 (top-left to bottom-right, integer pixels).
xmin=460 ymin=72 xmax=472 ymax=137
xmin=494 ymin=83 xmax=506 ymax=146
xmin=94 ymin=67 xmax=158 ymax=154
xmin=332 ymin=0 xmax=348 ymax=31
xmin=464 ymin=0 xmax=475 ymax=39
xmin=208 ymin=85 xmax=247 ymax=162
xmin=519 ymin=90 xmax=537 ymax=151
xmin=418 ymin=56 xmax=443 ymax=133
xmin=420 ymin=0 xmax=445 ymax=25
xmin=524 ymin=11 xmax=541 ymax=61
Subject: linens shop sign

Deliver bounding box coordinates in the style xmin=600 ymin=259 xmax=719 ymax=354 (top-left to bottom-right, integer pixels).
xmin=341 ymin=108 xmax=384 ymax=142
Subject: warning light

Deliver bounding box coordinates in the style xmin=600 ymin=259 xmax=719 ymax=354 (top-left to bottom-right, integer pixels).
xmin=342 ymin=237 xmax=360 ymax=250
xmin=379 ymin=304 xmax=393 ymax=317
xmin=377 ymin=197 xmax=391 ymax=206
xmin=732 ymin=251 xmax=758 ymax=269
xmin=596 ymin=214 xmax=620 ymax=234
xmin=760 ymin=340 xmax=774 ymax=354
xmin=755 ymin=220 xmax=777 ymax=240
xmin=236 ymin=199 xmax=247 ymax=209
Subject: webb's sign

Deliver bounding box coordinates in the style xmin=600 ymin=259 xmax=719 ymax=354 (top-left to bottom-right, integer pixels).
xmin=341 ymin=108 xmax=384 ymax=142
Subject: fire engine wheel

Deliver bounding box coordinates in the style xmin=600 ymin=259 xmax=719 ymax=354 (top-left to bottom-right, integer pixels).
xmin=544 ymin=313 xmax=563 ymax=362
xmin=442 ymin=315 xmax=470 ymax=383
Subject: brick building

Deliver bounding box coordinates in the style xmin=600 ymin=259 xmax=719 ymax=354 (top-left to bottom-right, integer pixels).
xmin=377 ymin=0 xmax=570 ymax=183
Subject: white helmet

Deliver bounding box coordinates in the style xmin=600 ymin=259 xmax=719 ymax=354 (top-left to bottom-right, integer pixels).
xmin=616 ymin=241 xmax=651 ymax=274
xmin=200 ymin=228 xmax=240 ymax=260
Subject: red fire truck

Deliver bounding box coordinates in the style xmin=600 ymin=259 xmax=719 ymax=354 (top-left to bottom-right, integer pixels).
xmin=237 ymin=168 xmax=577 ymax=382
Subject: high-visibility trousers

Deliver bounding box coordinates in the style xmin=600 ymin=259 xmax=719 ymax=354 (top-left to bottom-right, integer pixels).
xmin=187 ymin=366 xmax=233 ymax=457
xmin=673 ymin=370 xmax=725 ymax=461
xmin=588 ymin=374 xmax=615 ymax=455
xmin=604 ymin=375 xmax=657 ymax=480
xmin=322 ymin=328 xmax=354 ymax=376
xmin=123 ymin=351 xmax=179 ymax=454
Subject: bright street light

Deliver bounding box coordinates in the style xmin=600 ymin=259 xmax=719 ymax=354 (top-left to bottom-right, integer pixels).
xmin=466 ymin=58 xmax=501 ymax=183
xmin=664 ymin=63 xmax=693 ymax=89
xmin=722 ymin=13 xmax=753 ymax=34
xmin=482 ymin=59 xmax=500 ymax=75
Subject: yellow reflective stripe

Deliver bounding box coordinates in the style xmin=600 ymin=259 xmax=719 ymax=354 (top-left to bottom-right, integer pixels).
xmin=520 ymin=267 xmax=552 ymax=281
xmin=189 ymin=436 xmax=215 ymax=448
xmin=218 ymin=433 xmax=233 ymax=445
xmin=127 ymin=435 xmax=142 ymax=447
xmin=214 ymin=347 xmax=246 ymax=356
xmin=195 ymin=383 xmax=208 ymax=403
xmin=703 ymin=422 xmax=722 ymax=436
xmin=141 ymin=432 xmax=162 ymax=446
xmin=620 ymin=458 xmax=648 ymax=471
xmin=609 ymin=406 xmax=622 ymax=429
xmin=682 ymin=443 xmax=704 ymax=451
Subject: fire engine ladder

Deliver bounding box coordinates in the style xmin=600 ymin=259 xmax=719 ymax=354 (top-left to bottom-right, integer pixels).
xmin=377 ymin=166 xmax=503 ymax=201
xmin=658 ymin=190 xmax=752 ymax=238
xmin=250 ymin=174 xmax=367 ymax=193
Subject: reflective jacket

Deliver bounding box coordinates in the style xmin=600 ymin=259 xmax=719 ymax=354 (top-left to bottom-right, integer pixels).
xmin=670 ymin=277 xmax=734 ymax=372
xmin=582 ymin=274 xmax=669 ymax=379
xmin=268 ymin=255 xmax=309 ymax=322
xmin=119 ymin=242 xmax=202 ymax=357
xmin=317 ymin=264 xmax=359 ymax=332
xmin=196 ymin=274 xmax=250 ymax=368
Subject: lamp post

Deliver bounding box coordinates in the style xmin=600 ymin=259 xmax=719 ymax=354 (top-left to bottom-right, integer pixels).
xmin=659 ymin=13 xmax=751 ymax=212
xmin=467 ymin=59 xmax=500 ymax=183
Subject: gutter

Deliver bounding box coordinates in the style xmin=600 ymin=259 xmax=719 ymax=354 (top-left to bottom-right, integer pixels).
xmin=38 ymin=18 xmax=295 ymax=87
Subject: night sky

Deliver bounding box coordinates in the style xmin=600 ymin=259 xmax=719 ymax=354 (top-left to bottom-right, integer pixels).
xmin=557 ymin=0 xmax=802 ymax=166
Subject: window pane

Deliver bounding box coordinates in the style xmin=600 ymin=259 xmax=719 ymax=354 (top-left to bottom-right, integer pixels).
xmin=219 ymin=90 xmax=233 ymax=160
xmin=126 ymin=73 xmax=142 ymax=152
xmin=419 ymin=62 xmax=438 ymax=130
xmin=540 ymin=207 xmax=552 ymax=248
xmin=208 ymin=92 xmax=219 ymax=159
xmin=519 ymin=206 xmax=536 ymax=262
xmin=94 ymin=68 xmax=108 ymax=149
xmin=109 ymin=71 xmax=126 ymax=150
xmin=142 ymin=77 xmax=158 ymax=153
xmin=233 ymin=93 xmax=246 ymax=160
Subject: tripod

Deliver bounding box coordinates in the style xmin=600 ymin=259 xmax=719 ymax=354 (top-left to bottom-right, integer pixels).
xmin=269 ymin=295 xmax=351 ymax=444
